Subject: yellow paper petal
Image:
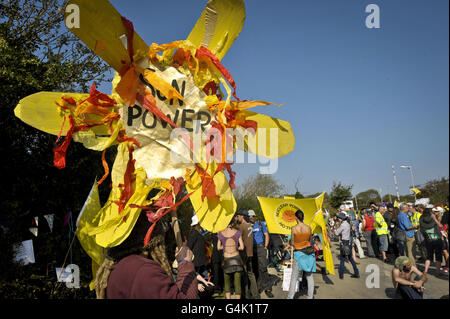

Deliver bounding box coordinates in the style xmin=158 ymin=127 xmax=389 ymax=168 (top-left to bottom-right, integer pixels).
xmin=15 ymin=92 xmax=119 ymax=151
xmin=94 ymin=166 xmax=153 ymax=247
xmin=233 ymin=110 xmax=295 ymax=159
xmin=66 ymin=0 xmax=149 ymax=71
xmin=187 ymin=0 xmax=245 ymax=60
xmin=186 ymin=163 xmax=236 ymax=233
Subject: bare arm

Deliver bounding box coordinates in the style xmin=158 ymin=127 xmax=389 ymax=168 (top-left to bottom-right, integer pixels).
xmin=392 ymin=268 xmax=415 ymax=286
xmin=217 ymin=238 xmax=223 ymax=251
xmin=238 ymin=236 xmax=244 ymax=251
xmin=263 ymin=232 xmax=269 ymax=248
xmin=411 ymin=266 xmax=427 ymax=284
xmin=431 ymin=214 xmax=443 ymax=229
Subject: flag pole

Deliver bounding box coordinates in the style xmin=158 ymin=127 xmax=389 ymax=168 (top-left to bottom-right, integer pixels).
xmin=392 ymin=165 xmax=400 ymax=201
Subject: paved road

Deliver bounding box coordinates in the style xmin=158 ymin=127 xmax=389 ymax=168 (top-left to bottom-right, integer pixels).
xmin=260 ymin=240 xmax=449 ymax=299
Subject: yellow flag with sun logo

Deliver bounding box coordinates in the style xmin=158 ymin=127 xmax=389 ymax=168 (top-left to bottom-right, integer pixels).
xmin=257 ymin=193 xmax=334 ymax=275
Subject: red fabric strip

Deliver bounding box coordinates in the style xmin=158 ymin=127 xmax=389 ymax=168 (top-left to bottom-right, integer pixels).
xmin=195 ymin=46 xmax=240 ymax=101
xmin=120 ymin=16 xmax=135 ymax=64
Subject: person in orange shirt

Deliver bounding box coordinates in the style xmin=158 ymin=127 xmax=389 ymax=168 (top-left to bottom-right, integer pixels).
xmin=287 ymin=209 xmax=316 ymax=299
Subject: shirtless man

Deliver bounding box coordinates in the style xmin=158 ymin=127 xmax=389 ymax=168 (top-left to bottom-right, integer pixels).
xmin=392 ymin=256 xmax=427 ymax=299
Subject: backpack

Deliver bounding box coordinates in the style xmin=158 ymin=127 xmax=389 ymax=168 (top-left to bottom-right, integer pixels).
xmin=392 ymin=224 xmax=406 ymax=242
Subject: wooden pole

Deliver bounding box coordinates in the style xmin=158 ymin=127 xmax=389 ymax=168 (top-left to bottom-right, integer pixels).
xmin=171 ymin=210 xmax=183 ymax=248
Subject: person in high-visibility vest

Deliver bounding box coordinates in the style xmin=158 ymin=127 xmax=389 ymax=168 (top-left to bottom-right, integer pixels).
xmin=375 ymin=204 xmax=390 ymax=263
xmin=408 ymin=203 xmax=426 ymax=261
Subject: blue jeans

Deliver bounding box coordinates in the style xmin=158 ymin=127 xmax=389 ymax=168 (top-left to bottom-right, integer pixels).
xmin=396 ymin=240 xmax=405 ymax=256
xmin=397 ymin=275 xmax=423 ymax=299
xmin=339 ymin=240 xmax=359 ymax=277
xmin=352 ymin=220 xmax=360 ymax=237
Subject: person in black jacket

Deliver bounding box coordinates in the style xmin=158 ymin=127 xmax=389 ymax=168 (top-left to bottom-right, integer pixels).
xmin=187 ymin=213 xmax=208 ymax=278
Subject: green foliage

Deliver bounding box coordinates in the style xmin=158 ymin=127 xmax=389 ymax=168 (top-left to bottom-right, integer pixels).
xmin=355 ymin=189 xmax=381 ymax=208
xmin=328 ymin=181 xmax=353 ymax=210
xmin=417 ymin=177 xmax=449 ymax=205
xmin=234 ymin=174 xmax=285 ymax=220
xmin=0 ymin=0 xmax=111 ymax=298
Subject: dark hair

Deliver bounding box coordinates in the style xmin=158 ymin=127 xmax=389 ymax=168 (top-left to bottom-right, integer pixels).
xmin=313 ymin=235 xmax=320 ymax=242
xmin=295 ymin=209 xmax=304 ymax=222
xmin=107 ymin=212 xmax=152 ymax=261
xmin=392 ymin=207 xmax=400 ymax=223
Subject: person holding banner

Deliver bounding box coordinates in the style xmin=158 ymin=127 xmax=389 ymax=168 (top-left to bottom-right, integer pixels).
xmin=287 ymin=209 xmax=316 ymax=299
xmin=97 ymin=212 xmax=198 ymax=299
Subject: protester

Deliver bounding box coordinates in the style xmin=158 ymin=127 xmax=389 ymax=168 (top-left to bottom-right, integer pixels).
xmin=249 ymin=211 xmax=274 ymax=298
xmin=197 ymin=274 xmax=215 ymax=299
xmin=384 ymin=203 xmax=394 ymax=228
xmin=235 ymin=210 xmax=260 ymax=299
xmin=369 ymin=202 xmax=378 ymax=215
xmin=268 ymin=233 xmax=284 ymax=268
xmin=408 ymin=203 xmax=426 ymax=261
xmin=187 ymin=214 xmax=208 ymax=278
xmin=374 ymin=204 xmax=390 ymax=263
xmin=391 ymin=206 xmax=406 ymax=257
xmin=361 ymin=208 xmax=377 ymax=258
xmin=398 ymin=203 xmax=417 ymax=266
xmin=346 ymin=206 xmax=365 ymax=260
xmin=312 ymin=235 xmax=326 ymax=274
xmin=287 ymin=209 xmax=316 ymax=299
xmin=328 ymin=216 xmax=337 ymax=241
xmin=433 ymin=206 xmax=449 ymax=273
xmin=98 ymin=212 xmax=198 ymax=299
xmin=420 ymin=208 xmax=444 ymax=276
xmin=392 ymin=256 xmax=427 ymax=299
xmin=210 ymin=233 xmax=224 ymax=296
xmin=335 ymin=212 xmax=360 ymax=280
xmin=217 ymin=220 xmax=245 ymax=299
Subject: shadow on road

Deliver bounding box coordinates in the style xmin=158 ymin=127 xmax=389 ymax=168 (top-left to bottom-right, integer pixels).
xmin=385 ymin=288 xmax=398 ymax=299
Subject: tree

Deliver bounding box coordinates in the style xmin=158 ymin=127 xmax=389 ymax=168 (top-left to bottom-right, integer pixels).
xmin=328 ymin=181 xmax=353 ymax=210
xmin=417 ymin=177 xmax=449 ymax=204
xmin=382 ymin=194 xmax=396 ymax=203
xmin=0 ymin=0 xmax=111 ymax=297
xmin=234 ymin=174 xmax=285 ymax=220
xmin=355 ymin=189 xmax=381 ymax=208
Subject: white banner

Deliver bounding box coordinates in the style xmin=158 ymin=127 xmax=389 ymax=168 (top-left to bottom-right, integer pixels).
xmin=13 ymin=239 xmax=35 ymax=265
xmin=282 ymin=265 xmax=299 ymax=292
xmin=44 ymin=214 xmax=54 ymax=232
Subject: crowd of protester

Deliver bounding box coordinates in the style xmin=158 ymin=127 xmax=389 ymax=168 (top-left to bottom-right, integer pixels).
xmin=329 ymin=198 xmax=449 ymax=299
xmin=97 ymin=197 xmax=448 ymax=299
xmin=185 ymin=209 xmax=283 ymax=299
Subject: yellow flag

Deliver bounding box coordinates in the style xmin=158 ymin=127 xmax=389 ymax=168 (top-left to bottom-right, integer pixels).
xmin=410 ymin=188 xmax=421 ymax=195
xmin=257 ymin=193 xmax=334 ymax=275
xmin=75 ymin=179 xmax=105 ymax=289
xmin=394 ymin=200 xmax=399 ymax=208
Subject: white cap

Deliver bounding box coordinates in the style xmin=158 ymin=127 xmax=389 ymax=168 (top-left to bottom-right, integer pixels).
xmin=191 ymin=214 xmax=199 ymax=226
xmin=407 ymin=202 xmax=414 ymax=206
xmin=432 ymin=207 xmax=445 ymax=213
xmin=425 ymin=204 xmax=434 ymax=209
xmin=248 ymin=210 xmax=256 ymax=217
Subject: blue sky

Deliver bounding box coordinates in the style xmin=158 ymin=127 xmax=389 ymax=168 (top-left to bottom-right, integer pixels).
xmin=101 ymin=0 xmax=449 ymax=197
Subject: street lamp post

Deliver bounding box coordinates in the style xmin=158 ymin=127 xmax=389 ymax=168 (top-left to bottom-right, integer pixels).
xmin=400 ymin=165 xmax=416 ymax=202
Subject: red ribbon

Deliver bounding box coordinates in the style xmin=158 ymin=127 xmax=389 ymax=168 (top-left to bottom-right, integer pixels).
xmin=195 ymin=46 xmax=240 ymax=101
